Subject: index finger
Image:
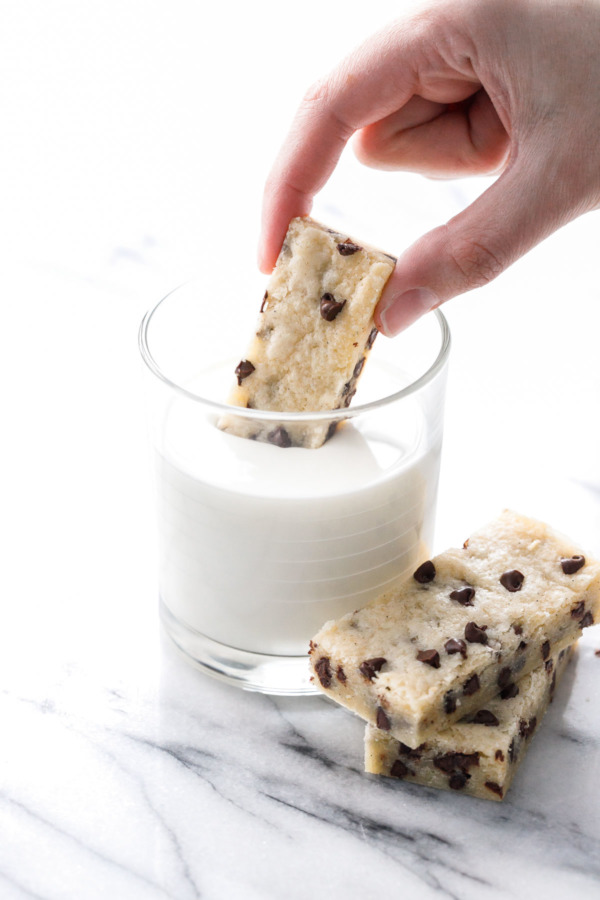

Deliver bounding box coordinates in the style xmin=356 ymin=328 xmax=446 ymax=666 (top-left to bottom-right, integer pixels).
xmin=258 ymin=10 xmax=480 ymax=272
xmin=258 ymin=23 xmax=420 ymax=272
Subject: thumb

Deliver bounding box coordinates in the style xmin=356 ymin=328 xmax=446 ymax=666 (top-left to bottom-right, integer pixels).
xmin=375 ymin=160 xmax=565 ymax=336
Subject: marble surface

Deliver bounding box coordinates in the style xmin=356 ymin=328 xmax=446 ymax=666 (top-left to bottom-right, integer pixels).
xmin=2 ymin=2 xmax=600 ymax=898
xmin=3 ymin=239 xmax=600 ymax=900
xmin=2 ymin=615 xmax=600 ymax=900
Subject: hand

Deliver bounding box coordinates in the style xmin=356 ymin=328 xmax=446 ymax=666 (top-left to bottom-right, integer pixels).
xmin=258 ymin=0 xmax=600 ymax=335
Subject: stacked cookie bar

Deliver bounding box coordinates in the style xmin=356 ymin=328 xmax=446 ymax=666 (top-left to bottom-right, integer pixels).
xmin=309 ymin=510 xmax=600 ymax=800
xmin=220 ymin=216 xmax=395 ymax=448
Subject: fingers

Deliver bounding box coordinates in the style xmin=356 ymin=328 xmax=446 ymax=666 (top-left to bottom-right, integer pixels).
xmin=258 ymin=17 xmax=444 ymax=272
xmin=258 ymin=6 xmax=495 ymax=272
xmin=258 ymin=0 xmax=600 ymax=333
xmin=260 ymin=86 xmax=509 ymax=272
xmin=374 ymin=153 xmax=568 ymax=335
xmin=258 ymin=97 xmax=355 ymax=272
xmin=354 ymin=90 xmax=509 ymax=178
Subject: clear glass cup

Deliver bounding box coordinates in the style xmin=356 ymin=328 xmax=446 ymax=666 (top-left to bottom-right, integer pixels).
xmin=139 ymin=280 xmax=450 ymax=695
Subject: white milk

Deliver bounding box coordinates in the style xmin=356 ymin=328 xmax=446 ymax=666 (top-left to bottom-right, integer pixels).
xmin=155 ymin=379 xmax=439 ymax=656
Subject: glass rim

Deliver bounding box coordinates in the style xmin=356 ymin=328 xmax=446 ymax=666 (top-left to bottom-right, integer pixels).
xmin=138 ymin=281 xmax=451 ymax=423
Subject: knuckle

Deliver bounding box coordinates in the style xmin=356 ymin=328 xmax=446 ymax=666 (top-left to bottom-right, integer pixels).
xmin=299 ymin=76 xmax=354 ymax=140
xmin=447 ymin=233 xmax=506 ymax=289
xmin=301 ymin=77 xmax=331 ymax=109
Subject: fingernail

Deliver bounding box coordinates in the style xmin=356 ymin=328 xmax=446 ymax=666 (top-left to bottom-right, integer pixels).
xmin=379 ymin=288 xmax=439 ymax=336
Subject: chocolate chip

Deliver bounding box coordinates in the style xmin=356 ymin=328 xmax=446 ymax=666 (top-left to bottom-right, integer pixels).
xmin=561 ymin=555 xmax=585 ymax=574
xmin=337 ymin=239 xmax=362 ymax=256
xmin=444 ymin=691 xmax=457 ymax=714
xmin=268 ymin=426 xmax=292 ymax=448
xmin=353 ymin=356 xmax=366 ymax=378
xmin=544 ymin=659 xmax=554 ymax=675
xmin=472 ymin=710 xmax=499 ymax=726
xmin=359 ymin=657 xmax=387 ymax=680
xmin=517 ymin=640 xmax=528 ymax=651
xmin=336 ymin=665 xmax=347 ymax=684
xmin=495 ymin=750 xmax=505 ymax=762
xmin=500 ymin=570 xmax=524 ymax=592
xmin=541 ymin=640 xmax=551 ymax=661
xmin=413 ymin=560 xmax=435 ymax=583
xmin=465 ymin=621 xmax=488 ymax=644
xmin=500 ymin=683 xmax=519 ymax=700
xmin=449 ymin=773 xmax=468 ymax=790
xmin=463 ymin=674 xmax=480 ymax=696
xmin=513 ymin=624 xmax=524 ymax=635
xmin=366 ymin=327 xmax=378 ymax=350
xmin=314 ymin=657 xmax=332 ymax=688
xmin=416 ymin=649 xmax=440 ymax=668
xmin=498 ymin=667 xmax=512 ymax=688
xmin=398 ymin=742 xmax=424 ymax=759
xmin=260 ymin=290 xmax=268 ymax=312
xmin=449 ymin=587 xmax=475 ymax=606
xmin=519 ymin=716 xmax=537 ymax=738
xmin=485 ymin=782 xmax=504 ymax=798
xmin=508 ymin=738 xmax=517 ymax=762
xmin=528 ymin=716 xmax=538 ymax=735
xmin=571 ymin=601 xmax=586 ymax=620
xmin=376 ymin=706 xmax=391 ymax=731
xmin=320 ymin=293 xmax=347 ymax=321
xmin=434 ymin=752 xmax=479 ymax=774
xmin=445 ymin=638 xmax=467 ymax=658
xmin=341 ymin=385 xmax=357 ymax=408
xmin=581 ymin=611 xmax=595 ymax=628
xmin=390 ymin=759 xmax=411 ymax=778
xmin=234 ymin=359 xmax=255 ymax=385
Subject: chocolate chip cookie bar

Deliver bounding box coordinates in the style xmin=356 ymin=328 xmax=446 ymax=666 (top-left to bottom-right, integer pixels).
xmin=365 ymin=645 xmax=574 ymax=801
xmin=220 ymin=216 xmax=395 ymax=448
xmin=309 ymin=510 xmax=600 ymax=747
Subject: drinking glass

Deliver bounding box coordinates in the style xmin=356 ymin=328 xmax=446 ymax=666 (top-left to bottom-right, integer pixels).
xmin=139 ymin=280 xmax=450 ymax=694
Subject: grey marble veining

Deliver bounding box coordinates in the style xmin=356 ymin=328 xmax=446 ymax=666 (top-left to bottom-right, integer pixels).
xmin=2 ymin=609 xmax=599 ymax=900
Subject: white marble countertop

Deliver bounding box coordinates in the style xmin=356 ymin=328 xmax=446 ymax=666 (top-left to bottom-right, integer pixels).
xmin=2 ymin=2 xmax=600 ymax=898
xmin=2 ymin=602 xmax=600 ymax=900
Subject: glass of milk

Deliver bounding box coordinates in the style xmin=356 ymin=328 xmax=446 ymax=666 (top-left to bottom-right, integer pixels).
xmin=139 ymin=280 xmax=450 ymax=694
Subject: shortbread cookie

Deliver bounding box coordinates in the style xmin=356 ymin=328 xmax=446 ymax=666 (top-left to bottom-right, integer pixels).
xmin=365 ymin=646 xmax=574 ymax=801
xmin=220 ymin=217 xmax=395 ymax=448
xmin=309 ymin=510 xmax=600 ymax=747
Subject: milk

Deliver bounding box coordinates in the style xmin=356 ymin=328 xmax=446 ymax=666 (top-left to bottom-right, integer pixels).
xmin=155 ymin=375 xmax=440 ymax=656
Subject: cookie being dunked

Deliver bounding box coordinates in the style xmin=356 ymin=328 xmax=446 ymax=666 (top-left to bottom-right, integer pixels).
xmin=220 ymin=217 xmax=396 ymax=448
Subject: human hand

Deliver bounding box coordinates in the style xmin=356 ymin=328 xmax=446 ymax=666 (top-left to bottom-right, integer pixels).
xmin=258 ymin=0 xmax=600 ymax=335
